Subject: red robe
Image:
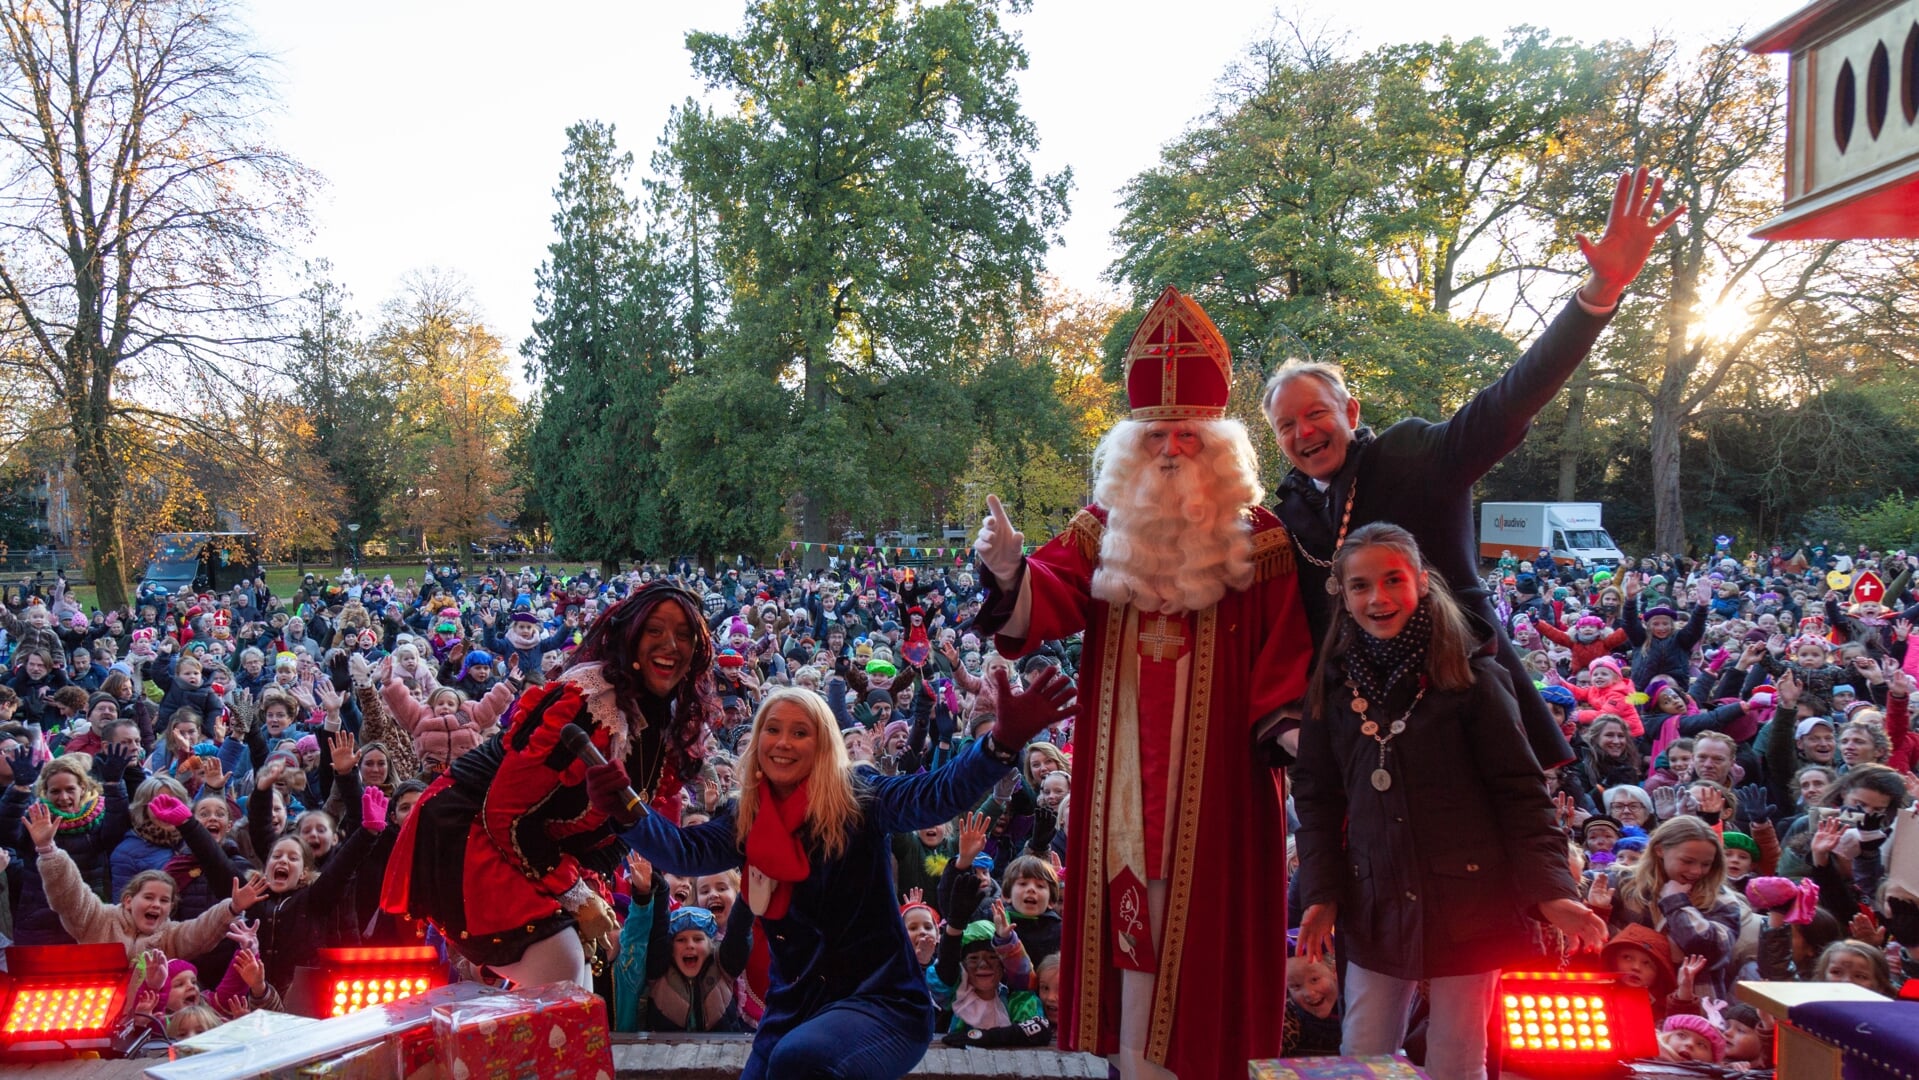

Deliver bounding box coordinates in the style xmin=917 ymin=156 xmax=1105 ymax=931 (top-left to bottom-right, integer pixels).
xmin=984 ymin=504 xmax=1310 ymax=1077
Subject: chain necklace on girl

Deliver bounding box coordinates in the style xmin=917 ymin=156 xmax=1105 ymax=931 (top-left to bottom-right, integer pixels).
xmin=1344 ymin=599 xmax=1433 ymax=792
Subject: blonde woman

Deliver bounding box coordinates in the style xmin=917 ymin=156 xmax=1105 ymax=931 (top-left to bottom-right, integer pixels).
xmin=591 ymin=669 xmax=1075 ymax=1080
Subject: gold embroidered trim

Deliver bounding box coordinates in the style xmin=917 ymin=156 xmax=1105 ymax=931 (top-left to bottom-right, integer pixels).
xmin=1074 ymin=601 xmax=1127 ymax=1053
xmin=1251 ymin=522 xmax=1297 ymax=582
xmin=1128 ymin=404 xmax=1228 ymax=422
xmin=1064 ymin=509 xmax=1104 ymax=562
xmin=1147 ymin=605 xmax=1217 ymax=1063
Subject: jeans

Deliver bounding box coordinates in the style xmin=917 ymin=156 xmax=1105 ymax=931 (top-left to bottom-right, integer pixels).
xmin=1342 ymin=962 xmax=1501 ymax=1080
xmin=741 ymin=996 xmax=930 ymax=1080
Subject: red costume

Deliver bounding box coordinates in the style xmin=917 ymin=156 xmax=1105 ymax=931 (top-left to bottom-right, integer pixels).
xmin=975 ymin=287 xmax=1314 ymax=1078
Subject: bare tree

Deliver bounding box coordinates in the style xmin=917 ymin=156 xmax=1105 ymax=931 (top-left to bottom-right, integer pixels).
xmin=0 ymin=0 xmax=312 ymax=609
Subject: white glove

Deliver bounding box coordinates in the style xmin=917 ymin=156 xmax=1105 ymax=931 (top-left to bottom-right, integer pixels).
xmin=974 ymin=495 xmax=1025 ymax=591
xmin=346 ymin=652 xmax=372 ymax=689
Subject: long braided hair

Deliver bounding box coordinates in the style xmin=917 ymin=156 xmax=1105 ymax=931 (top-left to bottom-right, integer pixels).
xmin=567 ymin=583 xmax=717 ymax=778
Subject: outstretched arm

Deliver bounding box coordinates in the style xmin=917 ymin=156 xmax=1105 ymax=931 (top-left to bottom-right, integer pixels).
xmin=1433 ymin=168 xmax=1684 ymax=484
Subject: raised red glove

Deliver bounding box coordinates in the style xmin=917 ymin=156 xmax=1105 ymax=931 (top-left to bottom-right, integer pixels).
xmin=986 ymin=666 xmax=1077 ymax=749
xmin=586 ymin=761 xmax=642 ymax=827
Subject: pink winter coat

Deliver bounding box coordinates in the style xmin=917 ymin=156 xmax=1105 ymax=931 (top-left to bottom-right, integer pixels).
xmin=380 ymin=678 xmax=516 ymax=769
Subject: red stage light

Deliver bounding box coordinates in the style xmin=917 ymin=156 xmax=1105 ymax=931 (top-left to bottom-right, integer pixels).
xmin=1497 ymin=971 xmax=1658 ymax=1069
xmin=314 ymin=946 xmax=443 ymax=1018
xmin=0 ymin=944 xmax=130 ymax=1060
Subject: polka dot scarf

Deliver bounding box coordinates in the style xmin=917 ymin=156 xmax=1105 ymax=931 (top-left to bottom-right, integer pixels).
xmin=1347 ymin=597 xmax=1434 ymax=705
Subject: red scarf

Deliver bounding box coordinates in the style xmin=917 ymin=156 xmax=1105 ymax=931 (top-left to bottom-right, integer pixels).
xmin=744 ymin=782 xmax=811 ymax=920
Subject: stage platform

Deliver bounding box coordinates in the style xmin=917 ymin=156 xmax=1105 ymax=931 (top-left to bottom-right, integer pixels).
xmin=5 ymin=1035 xmax=1110 ymax=1078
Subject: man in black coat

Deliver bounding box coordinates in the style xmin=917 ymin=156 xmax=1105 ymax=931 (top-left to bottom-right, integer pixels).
xmin=1266 ymin=167 xmax=1684 ymax=769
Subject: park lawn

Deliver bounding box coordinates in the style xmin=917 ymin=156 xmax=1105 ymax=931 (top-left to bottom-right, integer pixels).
xmin=61 ymin=562 xmax=594 ymax=612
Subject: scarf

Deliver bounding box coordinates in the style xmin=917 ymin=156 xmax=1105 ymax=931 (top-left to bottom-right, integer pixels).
xmin=744 ymin=781 xmax=810 ymax=920
xmin=49 ymin=793 xmax=104 ymax=834
xmin=1346 ymin=598 xmax=1434 ymax=706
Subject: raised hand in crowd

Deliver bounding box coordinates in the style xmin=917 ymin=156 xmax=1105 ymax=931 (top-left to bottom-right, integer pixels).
xmin=955 ymin=811 xmax=990 ymax=869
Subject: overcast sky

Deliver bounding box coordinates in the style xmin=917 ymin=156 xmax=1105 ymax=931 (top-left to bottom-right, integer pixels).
xmin=248 ymin=0 xmax=1792 ymax=365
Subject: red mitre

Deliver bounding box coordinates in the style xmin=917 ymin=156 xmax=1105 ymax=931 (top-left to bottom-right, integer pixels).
xmin=1123 ymin=285 xmax=1231 ymax=421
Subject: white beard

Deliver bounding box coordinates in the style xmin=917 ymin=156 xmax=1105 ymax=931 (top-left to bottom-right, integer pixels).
xmin=1091 ymin=458 xmax=1255 ymax=615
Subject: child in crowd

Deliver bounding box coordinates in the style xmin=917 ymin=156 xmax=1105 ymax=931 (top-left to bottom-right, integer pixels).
xmin=644 ymin=903 xmax=751 ymax=1032
xmin=1587 ymin=817 xmax=1743 ymax=999
xmin=1282 ymin=952 xmax=1343 ymax=1055
xmin=999 ymin=854 xmax=1062 ymax=965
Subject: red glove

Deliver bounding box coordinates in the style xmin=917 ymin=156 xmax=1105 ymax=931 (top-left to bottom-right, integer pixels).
xmin=586 ymin=761 xmax=642 ymax=827
xmin=987 ymin=666 xmax=1077 ymax=749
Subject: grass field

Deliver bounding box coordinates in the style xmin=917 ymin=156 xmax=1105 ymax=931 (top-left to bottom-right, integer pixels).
xmin=56 ymin=561 xmax=598 ymax=612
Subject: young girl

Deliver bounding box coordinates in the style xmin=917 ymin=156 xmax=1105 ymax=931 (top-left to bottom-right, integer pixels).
xmin=1293 ymin=524 xmax=1605 ymax=1080
xmin=21 ymin=802 xmax=265 ymax=960
xmin=1586 ymin=817 xmax=1744 ymax=999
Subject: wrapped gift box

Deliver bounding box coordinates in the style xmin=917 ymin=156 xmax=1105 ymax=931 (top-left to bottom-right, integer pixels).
xmin=1250 ymin=1057 xmax=1431 ymax=1080
xmin=431 ymin=982 xmax=614 ymax=1080
xmin=144 ymin=982 xmax=497 ymax=1080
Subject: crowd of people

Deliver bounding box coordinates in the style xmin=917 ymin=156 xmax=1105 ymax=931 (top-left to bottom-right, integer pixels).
xmin=0 ymin=532 xmax=1912 ymax=1065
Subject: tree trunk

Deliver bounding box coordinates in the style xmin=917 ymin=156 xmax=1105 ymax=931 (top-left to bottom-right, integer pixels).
xmin=1556 ymin=381 xmax=1588 ymax=502
xmin=1650 ymin=386 xmax=1688 ymax=555
xmin=74 ymin=426 xmax=131 ymax=612
xmin=600 ymin=557 xmax=620 ymax=578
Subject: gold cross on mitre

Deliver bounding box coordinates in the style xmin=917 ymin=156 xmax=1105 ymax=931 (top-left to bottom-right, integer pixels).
xmin=1137 ymin=612 xmax=1189 ymax=663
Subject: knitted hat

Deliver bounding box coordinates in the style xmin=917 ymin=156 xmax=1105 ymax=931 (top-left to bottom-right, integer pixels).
xmin=165 ymin=958 xmax=197 ymax=987
xmin=1588 ymin=655 xmax=1622 ymax=674
xmin=1603 ymin=785 xmax=1655 ymax=821
xmin=1661 ymin=1015 xmax=1726 ymax=1061
xmin=881 ymin=719 xmax=910 ymax=745
xmin=667 ymin=905 xmax=718 ymax=938
xmin=1643 ymin=606 xmax=1678 ymax=621
xmin=1580 ymin=815 xmax=1623 ymax=841
xmin=960 ymin=919 xmax=999 ymax=951
xmin=1643 ymin=675 xmax=1681 ymax=701
xmin=1575 ymin=614 xmax=1606 ymax=629
xmin=866 ymin=688 xmax=894 ymax=709
xmin=1538 ymin=685 xmax=1577 ymax=709
xmin=293 ymin=734 xmax=320 ymax=755
xmin=715 ymin=648 xmax=746 ymax=669
xmin=1721 ymin=831 xmax=1757 ymax=856
xmin=1601 ymin=924 xmax=1678 ymax=997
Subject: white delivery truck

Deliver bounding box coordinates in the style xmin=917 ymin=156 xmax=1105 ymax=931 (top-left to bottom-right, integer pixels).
xmin=1478 ymin=502 xmax=1626 ymax=570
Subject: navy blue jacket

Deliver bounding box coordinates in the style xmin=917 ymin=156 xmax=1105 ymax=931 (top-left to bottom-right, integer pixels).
xmin=621 ymin=739 xmax=1010 ymax=1043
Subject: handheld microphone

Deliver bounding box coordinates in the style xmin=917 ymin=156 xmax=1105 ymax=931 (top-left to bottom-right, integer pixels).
xmin=560 ymin=723 xmax=642 ymax=817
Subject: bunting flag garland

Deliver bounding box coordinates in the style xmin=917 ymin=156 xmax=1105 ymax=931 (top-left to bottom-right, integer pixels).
xmin=784 ymin=539 xmax=1038 ymax=556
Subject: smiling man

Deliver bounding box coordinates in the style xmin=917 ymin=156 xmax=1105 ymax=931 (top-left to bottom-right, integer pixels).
xmin=1266 ymin=167 xmax=1684 ymax=770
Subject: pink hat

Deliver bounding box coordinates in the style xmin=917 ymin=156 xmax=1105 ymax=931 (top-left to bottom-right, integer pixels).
xmin=294 ymin=734 xmax=320 ymax=755
xmin=1575 ymin=614 xmax=1606 ymax=629
xmin=1661 ymin=1015 xmax=1726 ymax=1061
xmin=1589 ymin=655 xmax=1622 ymax=674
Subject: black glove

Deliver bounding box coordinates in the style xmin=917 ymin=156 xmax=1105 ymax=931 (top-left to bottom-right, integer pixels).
xmin=5 ymin=745 xmax=41 ymax=790
xmin=94 ymin=742 xmax=133 ymax=783
xmin=1006 ymin=786 xmax=1035 ymax=820
xmin=1028 ymin=805 xmax=1057 ymax=856
xmin=945 ymin=867 xmax=985 ymax=928
xmin=943 ymin=1017 xmax=1054 ymax=1048
xmin=327 ymin=651 xmax=351 ymax=694
xmin=1734 ymin=784 xmax=1777 ymax=829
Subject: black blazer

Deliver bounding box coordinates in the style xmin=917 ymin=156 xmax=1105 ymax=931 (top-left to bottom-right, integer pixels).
xmin=1274 ymin=300 xmax=1615 ymax=768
